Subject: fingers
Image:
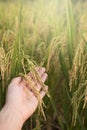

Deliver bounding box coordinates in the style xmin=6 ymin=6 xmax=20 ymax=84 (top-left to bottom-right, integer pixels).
xmin=38 ymin=67 xmax=45 ymax=77
xmin=35 ymin=83 xmax=41 ymax=91
xmin=19 ymin=67 xmax=48 ymax=96
xmin=34 ymin=72 xmax=48 ymax=91
xmin=11 ymin=77 xmax=22 ymax=85
xmin=40 ymin=85 xmax=48 ymax=99
xmin=28 ymin=67 xmax=46 ymax=79
xmin=35 ymin=67 xmax=48 ymax=83
xmin=27 ymin=67 xmax=47 ymax=91
xmin=42 ymin=73 xmax=48 ymax=82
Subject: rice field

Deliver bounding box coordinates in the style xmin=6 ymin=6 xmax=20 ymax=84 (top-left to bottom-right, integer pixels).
xmin=0 ymin=0 xmax=87 ymax=130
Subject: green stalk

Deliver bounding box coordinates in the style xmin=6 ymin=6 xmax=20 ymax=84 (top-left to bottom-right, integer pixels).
xmin=10 ymin=0 xmax=23 ymax=78
xmin=65 ymin=0 xmax=75 ymax=67
xmin=59 ymin=50 xmax=69 ymax=87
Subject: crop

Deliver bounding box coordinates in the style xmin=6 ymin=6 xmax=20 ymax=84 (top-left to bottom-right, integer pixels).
xmin=0 ymin=0 xmax=87 ymax=130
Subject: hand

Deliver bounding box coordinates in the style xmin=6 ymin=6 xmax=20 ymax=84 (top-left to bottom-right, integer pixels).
xmin=5 ymin=67 xmax=48 ymax=124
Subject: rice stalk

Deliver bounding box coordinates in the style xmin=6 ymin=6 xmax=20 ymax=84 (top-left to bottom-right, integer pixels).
xmin=0 ymin=46 xmax=13 ymax=108
xmin=10 ymin=0 xmax=23 ymax=78
xmin=65 ymin=0 xmax=75 ymax=66
xmin=46 ymin=34 xmax=66 ymax=72
xmin=69 ymin=41 xmax=87 ymax=125
xmin=0 ymin=47 xmax=6 ymax=85
xmin=20 ymin=55 xmax=50 ymax=120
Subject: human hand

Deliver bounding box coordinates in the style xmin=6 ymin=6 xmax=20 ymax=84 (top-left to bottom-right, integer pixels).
xmin=5 ymin=67 xmax=48 ymax=124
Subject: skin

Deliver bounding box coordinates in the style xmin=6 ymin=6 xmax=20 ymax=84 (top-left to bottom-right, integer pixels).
xmin=0 ymin=67 xmax=48 ymax=130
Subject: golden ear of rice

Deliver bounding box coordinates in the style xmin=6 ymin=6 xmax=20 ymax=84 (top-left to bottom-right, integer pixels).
xmin=0 ymin=47 xmax=6 ymax=80
xmin=19 ymin=55 xmax=49 ymax=120
xmin=46 ymin=34 xmax=66 ymax=72
xmin=0 ymin=47 xmax=13 ymax=90
xmin=69 ymin=41 xmax=87 ymax=125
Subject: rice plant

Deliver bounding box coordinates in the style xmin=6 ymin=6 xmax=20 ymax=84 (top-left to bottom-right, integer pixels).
xmin=69 ymin=39 xmax=87 ymax=126
xmin=1 ymin=0 xmax=87 ymax=130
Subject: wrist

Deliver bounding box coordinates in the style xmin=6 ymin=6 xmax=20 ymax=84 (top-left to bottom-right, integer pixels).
xmin=0 ymin=104 xmax=23 ymax=130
